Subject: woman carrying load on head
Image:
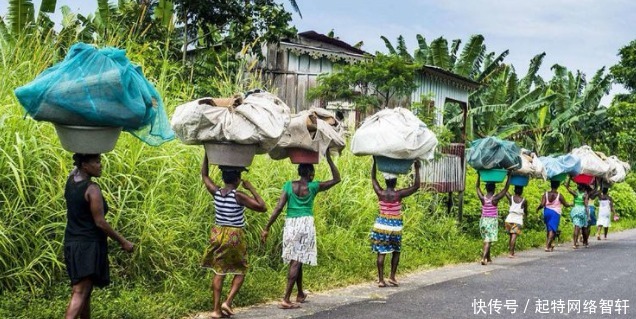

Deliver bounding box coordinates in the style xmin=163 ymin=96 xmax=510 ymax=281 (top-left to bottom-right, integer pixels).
xmin=565 ymin=179 xmax=589 ymax=249
xmin=261 ymin=150 xmax=340 ymax=310
xmin=370 ymin=159 xmax=421 ymax=288
xmin=582 ymin=182 xmax=600 ymax=247
xmin=64 ymin=154 xmax=134 ymax=319
xmin=504 ymin=186 xmax=528 ymax=258
xmin=596 ymin=186 xmax=616 ymax=240
xmin=201 ymin=154 xmax=267 ymax=318
xmin=537 ymin=180 xmax=572 ymax=252
xmin=476 ymin=174 xmax=510 ymax=265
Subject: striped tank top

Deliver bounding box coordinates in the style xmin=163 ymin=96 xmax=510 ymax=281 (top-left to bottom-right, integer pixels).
xmin=214 ymin=189 xmax=245 ymax=227
xmin=481 ymin=196 xmax=498 ymax=218
xmin=379 ymin=200 xmax=402 ymax=216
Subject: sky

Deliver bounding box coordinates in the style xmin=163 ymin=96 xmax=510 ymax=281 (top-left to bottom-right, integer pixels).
xmin=1 ymin=0 xmax=633 ymax=104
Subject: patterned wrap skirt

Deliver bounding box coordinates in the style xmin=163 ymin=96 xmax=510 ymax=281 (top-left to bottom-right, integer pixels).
xmin=543 ymin=207 xmax=561 ymax=232
xmin=282 ymin=216 xmax=317 ymax=266
xmin=479 ymin=217 xmax=498 ymax=243
xmin=370 ymin=211 xmax=403 ymax=254
xmin=64 ymin=240 xmax=110 ymax=287
xmin=570 ymin=206 xmax=587 ymax=228
xmin=202 ymin=225 xmax=248 ymax=275
xmin=505 ymin=222 xmax=523 ymax=235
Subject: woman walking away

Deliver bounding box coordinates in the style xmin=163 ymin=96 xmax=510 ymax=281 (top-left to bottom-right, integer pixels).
xmin=261 ymin=150 xmax=340 ymax=310
xmin=476 ymin=174 xmax=510 ymax=265
xmin=504 ymin=186 xmax=527 ymax=258
xmin=370 ymin=159 xmax=421 ymax=287
xmin=583 ymin=183 xmax=600 ymax=247
xmin=596 ymin=187 xmax=616 ymax=240
xmin=565 ymin=179 xmax=590 ymax=249
xmin=201 ymin=154 xmax=267 ymax=318
xmin=537 ymin=181 xmax=572 ymax=252
xmin=64 ymin=154 xmax=134 ymax=319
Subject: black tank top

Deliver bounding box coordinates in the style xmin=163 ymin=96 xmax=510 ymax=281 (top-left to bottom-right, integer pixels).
xmin=64 ymin=176 xmax=108 ymax=243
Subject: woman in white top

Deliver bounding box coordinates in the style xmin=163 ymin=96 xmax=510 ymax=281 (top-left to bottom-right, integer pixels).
xmin=505 ymin=186 xmax=527 ymax=258
xmin=595 ymin=187 xmax=616 ymax=240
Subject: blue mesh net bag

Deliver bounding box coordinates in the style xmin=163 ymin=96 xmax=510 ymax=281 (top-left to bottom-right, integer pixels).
xmin=14 ymin=42 xmax=174 ymax=146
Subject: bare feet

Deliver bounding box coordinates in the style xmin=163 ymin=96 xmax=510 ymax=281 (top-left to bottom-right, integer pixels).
xmin=221 ymin=302 xmax=235 ymax=316
xmin=597 ymin=235 xmax=601 ymax=240
xmin=378 ymin=280 xmax=387 ymax=287
xmin=572 ymin=245 xmax=579 ymax=249
xmin=508 ymin=254 xmax=516 ymax=258
xmin=480 ymin=259 xmax=487 ymax=265
xmin=278 ymin=301 xmax=300 ymax=309
xmin=387 ymin=278 xmax=399 ymax=287
xmin=209 ymin=311 xmax=224 ymax=319
xmin=296 ymin=292 xmax=308 ymax=303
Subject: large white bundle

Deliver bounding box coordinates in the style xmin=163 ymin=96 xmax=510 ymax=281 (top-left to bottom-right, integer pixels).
xmin=570 ymin=146 xmax=610 ymax=177
xmin=514 ymin=150 xmax=546 ymax=179
xmin=350 ymin=107 xmax=438 ymax=160
xmin=268 ymin=108 xmax=346 ymax=160
xmin=606 ymin=156 xmax=631 ymax=183
xmin=170 ymin=92 xmax=291 ymax=153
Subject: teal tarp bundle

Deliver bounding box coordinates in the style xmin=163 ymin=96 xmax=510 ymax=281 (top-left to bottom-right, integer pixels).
xmin=538 ymin=155 xmax=582 ymax=178
xmin=467 ymin=137 xmax=522 ymax=170
xmin=14 ymin=42 xmax=174 ymax=146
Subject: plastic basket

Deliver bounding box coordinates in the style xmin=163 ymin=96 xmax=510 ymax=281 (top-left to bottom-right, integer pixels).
xmin=288 ymin=148 xmax=319 ymax=164
xmin=374 ymin=156 xmax=414 ymax=175
xmin=54 ymin=125 xmax=122 ymax=154
xmin=510 ymin=174 xmax=529 ymax=187
xmin=478 ymin=169 xmax=508 ymax=183
xmin=550 ymin=173 xmax=568 ymax=182
xmin=204 ymin=142 xmax=257 ymax=167
xmin=572 ymin=174 xmax=595 ymax=185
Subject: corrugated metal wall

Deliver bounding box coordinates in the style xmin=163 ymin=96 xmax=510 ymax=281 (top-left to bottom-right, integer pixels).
xmin=411 ymin=73 xmax=470 ymax=126
xmin=419 ymin=144 xmax=466 ymax=192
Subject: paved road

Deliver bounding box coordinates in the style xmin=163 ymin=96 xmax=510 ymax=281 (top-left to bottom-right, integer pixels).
xmin=194 ymin=229 xmax=636 ymax=319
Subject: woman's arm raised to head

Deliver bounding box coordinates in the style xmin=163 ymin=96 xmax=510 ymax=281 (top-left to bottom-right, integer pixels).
xmin=476 ymin=174 xmax=484 ymax=200
xmin=318 ymin=150 xmax=341 ymax=192
xmin=494 ymin=175 xmax=511 ymax=201
xmin=235 ymin=180 xmax=267 ymax=212
xmin=398 ymin=160 xmax=421 ymax=198
xmin=371 ymin=159 xmax=383 ymax=196
xmin=201 ymin=154 xmax=220 ymax=194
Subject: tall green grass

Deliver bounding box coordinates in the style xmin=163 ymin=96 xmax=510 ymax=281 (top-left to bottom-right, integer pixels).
xmin=2 ymin=31 xmax=636 ymax=319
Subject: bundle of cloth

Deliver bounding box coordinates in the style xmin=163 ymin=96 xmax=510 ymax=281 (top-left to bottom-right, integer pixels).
xmin=170 ymin=91 xmax=291 ymax=153
xmin=538 ymin=154 xmax=582 ymax=179
xmin=513 ymin=149 xmax=546 ymax=179
xmin=599 ymin=154 xmax=631 ymax=184
xmin=467 ymin=136 xmax=521 ymax=170
xmin=570 ymin=146 xmax=611 ymax=177
xmin=14 ymin=42 xmax=174 ymax=146
xmin=268 ymin=107 xmax=345 ymax=160
xmin=350 ymin=107 xmax=438 ymax=160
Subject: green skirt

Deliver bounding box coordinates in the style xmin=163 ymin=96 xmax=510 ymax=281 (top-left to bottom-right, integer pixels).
xmin=479 ymin=217 xmax=498 ymax=243
xmin=202 ymin=225 xmax=248 ymax=275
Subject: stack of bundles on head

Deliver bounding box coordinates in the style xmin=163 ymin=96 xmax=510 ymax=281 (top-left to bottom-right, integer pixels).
xmin=350 ymin=107 xmax=437 ymax=175
xmin=14 ymin=42 xmax=174 ymax=146
xmin=513 ymin=149 xmax=546 ymax=179
xmin=268 ymin=107 xmax=345 ymax=160
xmin=350 ymin=107 xmax=437 ymax=160
xmin=597 ymin=153 xmax=631 ymax=184
xmin=467 ymin=137 xmax=521 ymax=170
xmin=570 ymin=146 xmax=611 ymax=177
xmin=170 ymin=91 xmax=291 ymax=154
xmin=538 ymin=154 xmax=581 ymax=179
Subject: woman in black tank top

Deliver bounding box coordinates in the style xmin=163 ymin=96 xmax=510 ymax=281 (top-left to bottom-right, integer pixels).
xmin=64 ymin=153 xmax=134 ymax=319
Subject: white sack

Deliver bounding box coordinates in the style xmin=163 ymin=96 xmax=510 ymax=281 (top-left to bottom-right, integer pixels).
xmin=570 ymin=146 xmax=610 ymax=177
xmin=514 ymin=150 xmax=546 ymax=179
xmin=350 ymin=107 xmax=438 ymax=160
xmin=268 ymin=108 xmax=346 ymax=160
xmin=170 ymin=92 xmax=291 ymax=153
xmin=606 ymin=156 xmax=631 ymax=183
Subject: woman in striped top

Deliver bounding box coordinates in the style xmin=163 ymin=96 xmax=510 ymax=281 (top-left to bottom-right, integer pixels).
xmin=476 ymin=174 xmax=510 ymax=265
xmin=201 ymin=154 xmax=267 ymax=319
xmin=370 ymin=159 xmax=421 ymax=288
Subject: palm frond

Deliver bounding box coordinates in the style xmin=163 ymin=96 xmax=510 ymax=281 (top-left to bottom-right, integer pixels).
xmin=39 ymin=0 xmax=56 ymax=14
xmin=8 ymin=0 xmax=35 ymax=34
xmin=154 ymin=0 xmax=174 ymax=28
xmin=449 ymin=38 xmax=461 ymax=67
xmin=452 ymin=34 xmax=484 ymax=77
xmin=288 ymin=0 xmax=302 ymax=18
xmin=520 ymin=52 xmax=546 ymax=92
xmin=381 ymin=35 xmax=397 ymax=55
xmin=414 ymin=34 xmax=429 ymax=64
xmin=430 ymin=37 xmax=450 ymax=70
xmin=477 ymin=49 xmax=509 ymax=83
xmin=396 ymin=35 xmax=413 ymax=61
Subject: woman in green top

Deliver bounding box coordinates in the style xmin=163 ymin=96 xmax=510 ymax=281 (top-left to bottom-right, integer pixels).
xmin=261 ymin=150 xmax=340 ymax=309
xmin=565 ymin=179 xmax=590 ymax=249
